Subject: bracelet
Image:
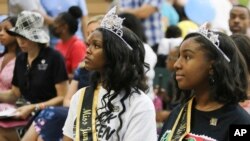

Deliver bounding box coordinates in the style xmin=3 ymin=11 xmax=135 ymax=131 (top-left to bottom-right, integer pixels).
xmin=40 ymin=103 xmax=46 ymax=109
xmin=34 ymin=103 xmax=46 ymax=111
xmin=35 ymin=104 xmax=40 ymax=111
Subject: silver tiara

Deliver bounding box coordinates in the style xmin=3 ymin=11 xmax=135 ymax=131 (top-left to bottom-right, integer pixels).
xmin=196 ymin=23 xmax=230 ymax=62
xmin=100 ymin=6 xmax=133 ymax=50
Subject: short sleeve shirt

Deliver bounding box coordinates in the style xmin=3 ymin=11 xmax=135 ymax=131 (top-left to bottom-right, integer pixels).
xmin=55 ymin=36 xmax=87 ymax=74
xmin=12 ymin=47 xmax=68 ymax=103
xmin=73 ymin=67 xmax=91 ymax=89
xmin=119 ymin=0 xmax=163 ymax=46
xmin=159 ymin=104 xmax=250 ymax=141
xmin=63 ymin=86 xmax=157 ymax=141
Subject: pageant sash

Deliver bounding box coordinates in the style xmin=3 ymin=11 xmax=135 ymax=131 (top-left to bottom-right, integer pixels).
xmin=75 ymin=86 xmax=100 ymax=141
xmin=165 ymin=97 xmax=194 ymax=141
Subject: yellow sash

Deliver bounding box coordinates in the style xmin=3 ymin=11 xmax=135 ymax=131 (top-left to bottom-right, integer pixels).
xmin=164 ymin=97 xmax=194 ymax=141
xmin=75 ymin=86 xmax=100 ymax=141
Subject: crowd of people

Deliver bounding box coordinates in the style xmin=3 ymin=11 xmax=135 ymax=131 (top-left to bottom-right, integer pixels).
xmin=0 ymin=0 xmax=250 ymax=141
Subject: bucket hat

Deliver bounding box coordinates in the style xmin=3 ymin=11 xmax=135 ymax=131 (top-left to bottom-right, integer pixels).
xmin=7 ymin=11 xmax=49 ymax=44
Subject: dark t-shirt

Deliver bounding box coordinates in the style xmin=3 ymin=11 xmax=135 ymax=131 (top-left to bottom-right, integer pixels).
xmin=159 ymin=103 xmax=250 ymax=141
xmin=12 ymin=47 xmax=68 ymax=103
xmin=73 ymin=67 xmax=91 ymax=89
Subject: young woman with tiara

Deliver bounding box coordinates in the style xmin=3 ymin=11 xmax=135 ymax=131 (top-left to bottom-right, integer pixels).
xmin=159 ymin=23 xmax=250 ymax=141
xmin=63 ymin=7 xmax=157 ymax=141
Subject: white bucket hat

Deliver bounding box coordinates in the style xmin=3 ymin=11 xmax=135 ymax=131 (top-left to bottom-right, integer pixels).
xmin=7 ymin=11 xmax=49 ymax=44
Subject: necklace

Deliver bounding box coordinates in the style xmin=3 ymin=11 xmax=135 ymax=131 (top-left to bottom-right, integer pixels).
xmin=195 ymin=103 xmax=223 ymax=126
xmin=195 ymin=103 xmax=223 ymax=112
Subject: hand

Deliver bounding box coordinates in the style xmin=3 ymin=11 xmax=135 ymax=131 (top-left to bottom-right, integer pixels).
xmin=14 ymin=104 xmax=34 ymax=119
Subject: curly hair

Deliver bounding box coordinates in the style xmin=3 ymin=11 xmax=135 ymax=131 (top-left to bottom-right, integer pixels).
xmin=90 ymin=27 xmax=149 ymax=140
xmin=176 ymin=31 xmax=248 ymax=104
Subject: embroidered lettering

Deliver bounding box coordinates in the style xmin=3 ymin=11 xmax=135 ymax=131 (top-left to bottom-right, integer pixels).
xmin=82 ymin=109 xmax=91 ymax=125
xmin=81 ymin=127 xmax=91 ymax=141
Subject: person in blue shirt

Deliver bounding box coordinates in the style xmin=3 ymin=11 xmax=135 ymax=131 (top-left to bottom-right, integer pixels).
xmin=119 ymin=0 xmax=164 ymax=51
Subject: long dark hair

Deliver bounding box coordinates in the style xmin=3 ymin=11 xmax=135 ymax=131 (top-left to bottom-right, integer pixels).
xmin=176 ymin=31 xmax=248 ymax=104
xmin=92 ymin=27 xmax=149 ymax=140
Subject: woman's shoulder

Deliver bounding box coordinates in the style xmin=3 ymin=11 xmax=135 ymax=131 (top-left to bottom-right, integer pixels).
xmin=127 ymin=90 xmax=156 ymax=112
xmin=42 ymin=47 xmax=65 ymax=60
xmin=70 ymin=87 xmax=88 ymax=105
xmin=222 ymin=104 xmax=250 ymax=124
xmin=233 ymin=104 xmax=250 ymax=123
xmin=130 ymin=89 xmax=151 ymax=100
xmin=72 ymin=86 xmax=88 ymax=97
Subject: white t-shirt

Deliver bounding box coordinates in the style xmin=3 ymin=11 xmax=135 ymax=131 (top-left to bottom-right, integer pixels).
xmin=144 ymin=43 xmax=157 ymax=100
xmin=63 ymin=86 xmax=157 ymax=141
xmin=157 ymin=37 xmax=183 ymax=55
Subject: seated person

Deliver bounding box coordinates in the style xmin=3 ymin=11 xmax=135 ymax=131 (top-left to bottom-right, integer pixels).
xmin=21 ymin=14 xmax=103 ymax=141
xmin=0 ymin=11 xmax=68 ymax=141
xmin=0 ymin=16 xmax=20 ymax=91
xmin=51 ymin=6 xmax=87 ymax=81
xmin=63 ymin=7 xmax=156 ymax=141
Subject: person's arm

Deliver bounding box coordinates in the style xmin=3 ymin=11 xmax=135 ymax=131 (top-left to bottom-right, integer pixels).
xmin=40 ymin=80 xmax=68 ymax=107
xmin=63 ymin=135 xmax=73 ymax=141
xmin=77 ymin=0 xmax=88 ymax=41
xmin=68 ymin=73 xmax=73 ymax=83
xmin=81 ymin=15 xmax=88 ymax=41
xmin=120 ymin=4 xmax=157 ymax=19
xmin=14 ymin=80 xmax=68 ymax=119
xmin=16 ymin=0 xmax=40 ymax=12
xmin=156 ymin=110 xmax=171 ymax=122
xmin=0 ymin=85 xmax=20 ymax=103
xmin=32 ymin=9 xmax=54 ymax=25
xmin=41 ymin=13 xmax=54 ymax=25
xmin=63 ymin=80 xmax=79 ymax=107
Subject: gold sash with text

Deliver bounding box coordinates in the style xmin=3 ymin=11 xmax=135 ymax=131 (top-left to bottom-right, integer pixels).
xmin=163 ymin=97 xmax=194 ymax=141
xmin=75 ymin=86 xmax=100 ymax=141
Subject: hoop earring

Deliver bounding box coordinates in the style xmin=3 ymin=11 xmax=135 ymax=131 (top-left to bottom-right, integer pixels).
xmin=209 ymin=75 xmax=215 ymax=86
